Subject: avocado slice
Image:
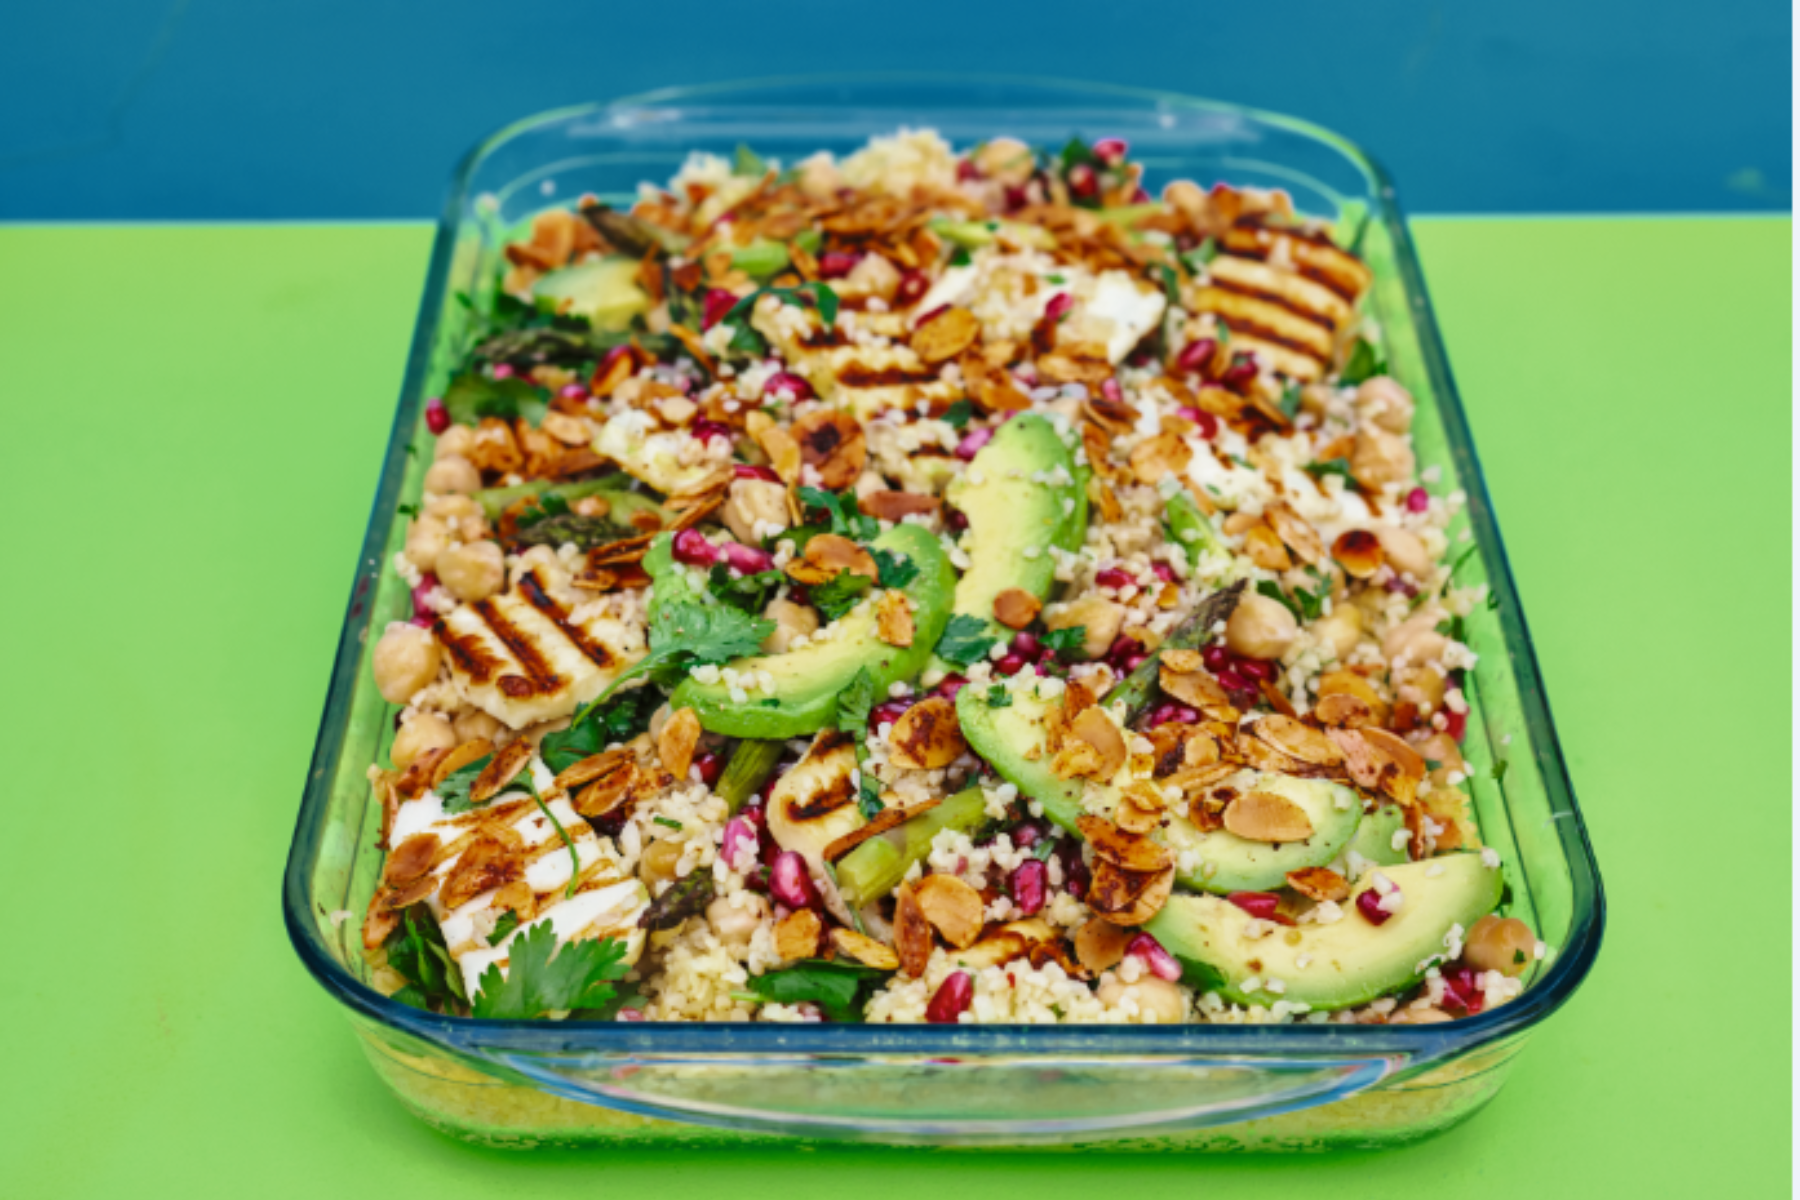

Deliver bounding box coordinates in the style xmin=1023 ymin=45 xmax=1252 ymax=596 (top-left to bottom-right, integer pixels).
xmin=956 ymin=681 xmax=1359 ymax=892
xmin=1145 ymin=854 xmax=1505 ymax=1011
xmin=531 ymin=256 xmax=650 ymax=330
xmin=1343 ymin=804 xmax=1410 ymax=869
xmin=670 ymin=523 xmax=955 ymax=738
xmin=941 ymin=414 xmax=1081 ymax=644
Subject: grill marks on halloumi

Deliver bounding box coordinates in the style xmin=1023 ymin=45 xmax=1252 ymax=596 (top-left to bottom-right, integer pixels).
xmin=436 ymin=568 xmax=644 ymax=728
xmin=1188 ymin=223 xmax=1374 ymax=383
xmin=754 ymin=305 xmax=959 ymax=418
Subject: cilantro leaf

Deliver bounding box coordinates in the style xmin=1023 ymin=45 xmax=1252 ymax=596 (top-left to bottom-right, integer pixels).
xmin=746 ymin=960 xmax=886 ymax=1022
xmin=441 ymin=371 xmax=548 ymax=428
xmin=1155 ymin=262 xmax=1181 ymax=308
xmin=1339 ymin=336 xmax=1387 ymax=386
xmin=540 ymin=687 xmax=659 ymax=775
xmin=1256 ymin=580 xmax=1302 ymax=621
xmin=857 ymin=775 xmax=884 ymax=821
xmin=486 ymin=910 xmax=520 ymax=947
xmin=1039 ymin=625 xmax=1088 ymax=658
xmin=436 ymin=753 xmax=493 ymax=815
xmin=1278 ymin=382 xmax=1304 ymax=421
xmin=386 ymin=904 xmax=466 ymax=1009
xmin=708 ymin=563 xmax=786 ymax=614
xmin=935 ymin=614 xmax=1002 ymax=667
xmin=835 ymin=667 xmax=879 ymax=735
xmin=811 ymin=571 xmax=873 ymax=623
xmin=984 ymin=683 xmax=1013 ymax=708
xmin=1305 ymin=458 xmax=1355 ymax=485
xmin=797 ymin=486 xmax=879 ymax=541
xmin=470 ymin=921 xmax=629 ymax=1019
xmin=570 ymin=602 xmax=774 ymax=727
xmin=942 ymin=399 xmax=974 ymax=430
xmin=871 ymin=548 xmax=918 ymax=589
xmin=1182 ymin=237 xmax=1218 ymax=271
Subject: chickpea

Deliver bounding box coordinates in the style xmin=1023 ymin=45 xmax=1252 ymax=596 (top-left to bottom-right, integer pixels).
xmin=1096 ymin=974 xmax=1188 ymax=1024
xmin=1313 ymin=602 xmax=1363 ymax=662
xmin=1389 ymin=1006 xmax=1452 ymax=1025
xmin=975 ymin=137 xmax=1036 ymax=186
xmin=1162 ymin=179 xmax=1207 ymax=219
xmin=423 ymin=455 xmax=482 ymax=495
xmin=403 ymin=515 xmax=449 ymax=573
xmin=1382 ymin=605 xmax=1448 ymax=664
xmin=425 ymin=491 xmax=485 ymax=525
xmin=391 ymin=712 xmax=456 ymax=768
xmin=1464 ymin=915 xmax=1536 ymax=978
xmin=1351 ymin=424 xmax=1414 ymax=492
xmin=761 ymin=598 xmax=820 ymax=655
xmin=434 ymin=424 xmax=476 ymax=461
xmin=852 ymin=470 xmax=887 ymax=502
xmin=842 ymin=252 xmax=900 ymax=302
xmin=1373 ymin=525 xmax=1432 ymax=580
xmin=1414 ymin=730 xmax=1465 ymax=790
xmin=437 ymin=539 xmax=506 ymax=602
xmin=706 ymin=893 xmax=769 ymax=948
xmin=1356 ymin=377 xmax=1415 ymax=433
xmin=1225 ymin=591 xmax=1299 ymax=660
xmin=372 ymin=624 xmax=441 ymax=704
xmin=1393 ymin=663 xmax=1447 ymax=713
xmin=722 ymin=478 xmax=790 ymax=544
xmin=795 ymin=153 xmax=842 ymax=200
xmin=452 ymin=707 xmax=503 ymax=744
xmin=1045 ymin=595 xmax=1126 ymax=660
xmin=639 ymin=838 xmax=685 ymax=884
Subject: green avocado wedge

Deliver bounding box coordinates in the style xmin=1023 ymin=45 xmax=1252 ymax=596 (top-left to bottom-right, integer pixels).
xmin=1145 ymin=854 xmax=1505 ymax=1011
xmin=955 ymin=679 xmax=1360 ymax=892
xmin=671 ymin=524 xmax=955 ymax=738
xmin=1344 ymin=804 xmax=1411 ymax=868
xmin=531 ymin=256 xmax=650 ymax=330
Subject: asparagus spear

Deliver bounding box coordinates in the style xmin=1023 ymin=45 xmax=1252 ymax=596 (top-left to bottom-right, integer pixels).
xmin=835 ymin=788 xmax=989 ymax=908
xmin=472 ymin=474 xmax=645 ymax=522
xmin=715 ymin=738 xmax=785 ymax=814
xmin=1101 ymin=578 xmax=1246 ymax=714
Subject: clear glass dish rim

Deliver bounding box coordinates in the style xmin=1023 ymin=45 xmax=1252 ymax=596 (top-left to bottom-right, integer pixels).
xmin=282 ymin=72 xmax=1604 ymax=1065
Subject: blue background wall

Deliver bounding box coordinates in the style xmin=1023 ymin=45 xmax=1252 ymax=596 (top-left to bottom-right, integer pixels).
xmin=0 ymin=0 xmax=1789 ymax=218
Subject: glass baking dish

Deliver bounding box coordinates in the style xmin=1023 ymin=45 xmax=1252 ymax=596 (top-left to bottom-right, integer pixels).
xmin=283 ymin=74 xmax=1603 ymax=1151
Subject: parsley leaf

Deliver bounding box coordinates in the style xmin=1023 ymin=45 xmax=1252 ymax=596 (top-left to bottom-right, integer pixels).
xmin=810 ymin=571 xmax=873 ymax=622
xmin=437 ymin=753 xmax=493 ymax=815
xmin=387 ymin=904 xmax=466 ymax=1009
xmin=1039 ymin=625 xmax=1088 ymax=659
xmin=942 ymin=399 xmax=974 ymax=430
xmin=935 ymin=614 xmax=1002 ymax=667
xmin=1256 ymin=580 xmax=1302 ymax=621
xmin=571 ymin=602 xmax=774 ymax=727
xmin=857 ymin=775 xmax=884 ymax=821
xmin=871 ymin=548 xmax=918 ymax=589
xmin=1155 ymin=262 xmax=1181 ymax=308
xmin=708 ymin=563 xmax=786 ymax=614
xmin=1339 ymin=336 xmax=1387 ymax=386
xmin=797 ymin=486 xmax=878 ymax=541
xmin=1278 ymin=382 xmax=1304 ymax=421
xmin=1305 ymin=458 xmax=1355 ymax=485
xmin=746 ymin=960 xmax=887 ymax=1022
xmin=540 ymin=687 xmax=659 ymax=775
xmin=1183 ymin=237 xmax=1218 ymax=271
xmin=984 ymin=684 xmax=1013 ymax=708
xmin=470 ymin=921 xmax=629 ymax=1020
xmin=835 ymin=667 xmax=879 ymax=735
xmin=486 ymin=910 xmax=520 ymax=947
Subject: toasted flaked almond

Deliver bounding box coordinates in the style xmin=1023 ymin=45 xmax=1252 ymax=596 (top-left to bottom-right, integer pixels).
xmin=1028 ymin=937 xmax=1090 ymax=980
xmin=393 ymin=747 xmax=450 ymax=801
xmin=912 ymin=874 xmax=985 ymax=949
xmin=1040 ymin=351 xmax=1111 ymax=386
xmin=589 ymin=350 xmax=636 ymax=397
xmin=1360 ymin=727 xmax=1426 ymax=801
xmin=470 ymin=739 xmax=534 ymax=804
xmin=1083 ymin=394 xmax=1140 ymax=436
xmin=911 ymin=306 xmax=982 ymax=363
xmin=1073 ymin=918 xmax=1133 ymax=973
xmin=1265 ymin=503 xmax=1323 ymax=565
xmin=1313 ymin=691 xmax=1374 ymax=728
xmin=783 ymin=557 xmax=838 ymax=586
xmin=858 ymin=490 xmax=939 ymax=522
xmin=1123 ymin=779 xmax=1173 ymax=814
xmin=1223 ymin=791 xmax=1316 ymax=843
xmin=804 ymin=533 xmax=879 ymax=581
xmin=1187 ymin=793 xmax=1224 ymax=832
xmin=830 ymin=926 xmax=900 ymax=970
xmin=791 ymin=410 xmax=867 ymax=490
xmin=952 ymin=931 xmax=1030 ymax=969
xmin=540 ymin=411 xmax=593 ymax=446
xmin=1088 ymin=474 xmax=1124 ymax=523
xmin=1286 ymin=866 xmax=1351 ymax=903
xmin=383 ymin=832 xmax=441 ymax=885
xmin=1159 ymin=658 xmax=1232 ymax=710
xmin=748 ymin=416 xmax=803 ymax=486
xmin=1086 ymin=860 xmax=1175 ymax=926
xmin=1242 ymin=522 xmax=1293 ymax=571
xmin=822 ymin=797 xmax=937 ymax=862
xmin=773 ymin=909 xmax=825 ymax=961
xmin=432 ymin=738 xmax=496 ymax=790
xmin=1128 ymin=431 xmax=1193 ymax=486
xmin=1113 ymin=796 xmax=1163 ymax=835
xmin=1253 ymin=715 xmax=1345 ymax=767
xmin=1162 ymin=648 xmax=1206 ymax=675
xmin=1317 ymin=670 xmax=1390 ymax=725
xmin=992 ymin=587 xmax=1043 ymax=630
xmin=656 ymin=707 xmax=702 ymax=780
xmin=379 ymin=874 xmax=437 ymax=914
xmin=573 ymin=761 xmax=639 ymax=818
xmin=1056 ymin=706 xmax=1127 ymax=782
xmin=439 ymin=825 xmax=525 ymax=910
xmin=887 ymin=697 xmax=966 ymax=770
xmin=1002 ymin=918 xmax=1058 ymax=946
xmin=1236 ymin=731 xmax=1304 ymax=775
xmin=553 ymin=747 xmax=635 ymax=791
xmin=1077 ymin=814 xmax=1174 ymax=873
xmin=1062 ymin=674 xmax=1102 ymax=717
xmin=876 ymin=590 xmax=915 ymax=647
xmin=894 ymin=883 xmax=933 ymax=977
xmin=1332 ymin=529 xmax=1385 ymax=578
xmin=967 ymin=355 xmax=1032 ymax=412
xmin=1326 ymin=727 xmax=1390 ymax=791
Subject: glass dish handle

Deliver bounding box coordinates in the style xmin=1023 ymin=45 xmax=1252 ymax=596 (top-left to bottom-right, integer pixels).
xmin=478 ymin=1050 xmax=1401 ymax=1144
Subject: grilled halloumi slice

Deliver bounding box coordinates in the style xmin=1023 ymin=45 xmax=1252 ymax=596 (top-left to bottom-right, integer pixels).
xmin=917 ymin=255 xmax=1165 ymax=364
xmin=594 ymin=408 xmax=732 ymax=495
xmin=435 ymin=568 xmax=645 ymax=729
xmin=1217 ymin=225 xmax=1373 ymax=301
xmin=752 ymin=305 xmax=958 ymax=418
xmin=387 ymin=757 xmax=650 ymax=998
xmin=766 ymin=729 xmax=863 ymax=874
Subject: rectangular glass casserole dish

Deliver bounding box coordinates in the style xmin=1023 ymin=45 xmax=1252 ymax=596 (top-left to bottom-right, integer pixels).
xmin=283 ymin=74 xmax=1603 ymax=1151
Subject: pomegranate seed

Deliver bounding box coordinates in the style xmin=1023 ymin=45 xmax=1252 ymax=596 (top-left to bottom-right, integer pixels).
xmin=1227 ymin=892 xmax=1281 ymax=920
xmin=895 ymin=270 xmax=929 ymax=307
xmin=1446 ymin=708 xmax=1468 ymax=741
xmin=491 ymin=363 xmax=515 ymax=380
xmin=558 ymin=383 xmax=588 ymax=401
xmin=926 ymin=971 xmax=974 ymax=1024
xmin=1010 ymin=860 xmax=1048 ymax=915
xmin=672 ymin=528 xmax=718 ymax=567
xmin=734 ymin=463 xmax=781 ymax=482
xmin=995 ymin=653 xmax=1027 ymax=676
xmin=1055 ymin=840 xmax=1090 ymax=899
xmin=1042 ymin=292 xmax=1074 ymax=322
xmin=1122 ymin=653 xmax=1148 ymax=671
xmin=762 ymin=370 xmax=815 ymax=402
xmin=1009 ymin=631 xmax=1043 ymax=661
xmin=1092 ymin=137 xmax=1129 ymax=166
xmin=1130 ymin=185 xmax=1151 ymax=204
xmin=1355 ymin=889 xmax=1392 ymax=926
xmin=1221 ymin=356 xmax=1259 ymax=391
xmin=1385 ymin=576 xmax=1419 ymax=597
xmin=869 ymin=698 xmax=915 ymax=731
xmin=1013 ymin=822 xmax=1044 ymax=848
xmin=1126 ymin=933 xmax=1182 ymax=982
xmin=1406 ymin=487 xmax=1430 ymax=514
xmin=1236 ymin=656 xmax=1277 ymax=683
xmin=691 ymin=752 xmax=723 ymax=786
xmin=409 ymin=615 xmax=434 ymax=629
xmin=955 ymin=427 xmax=995 ymax=461
xmin=1182 ymin=408 xmax=1220 ymax=439
xmin=691 ymin=418 xmax=733 ymax=445
xmin=1002 ymin=183 xmax=1031 ymax=211
xmin=1151 ymin=562 xmax=1177 ymax=584
xmin=1147 ymin=703 xmax=1199 ymax=728
xmin=701 ymin=288 xmax=738 ymax=330
xmin=934 ymin=674 xmax=969 ymax=700
xmin=617 ymin=1007 xmax=645 ymax=1022
xmin=1216 ymin=667 xmax=1251 ymax=694
xmin=914 ymin=303 xmax=950 ymax=328
xmin=720 ymin=817 xmax=759 ymax=872
xmin=424 ymin=397 xmax=450 ymax=434
xmin=770 ymin=851 xmax=821 ymax=911
xmin=1094 ymin=567 xmax=1133 ymax=590
xmin=1175 ymin=337 xmax=1217 ymax=376
xmin=1200 ymin=643 xmax=1231 ymax=672
xmin=1100 ymin=377 xmax=1124 ymax=404
xmin=946 ymin=508 xmax=969 ymax=531
xmin=411 ymin=574 xmax=439 ymax=622
xmin=723 ymin=542 xmax=775 ymax=575
xmin=1441 ymin=965 xmax=1485 ymax=1014
xmin=1067 ymin=163 xmax=1098 ymax=199
xmin=956 ymin=159 xmax=982 ymax=182
xmin=817 ymin=251 xmax=862 ymax=279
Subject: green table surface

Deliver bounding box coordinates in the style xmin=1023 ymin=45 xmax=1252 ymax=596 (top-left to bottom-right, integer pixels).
xmin=0 ymin=217 xmax=1788 ymax=1195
